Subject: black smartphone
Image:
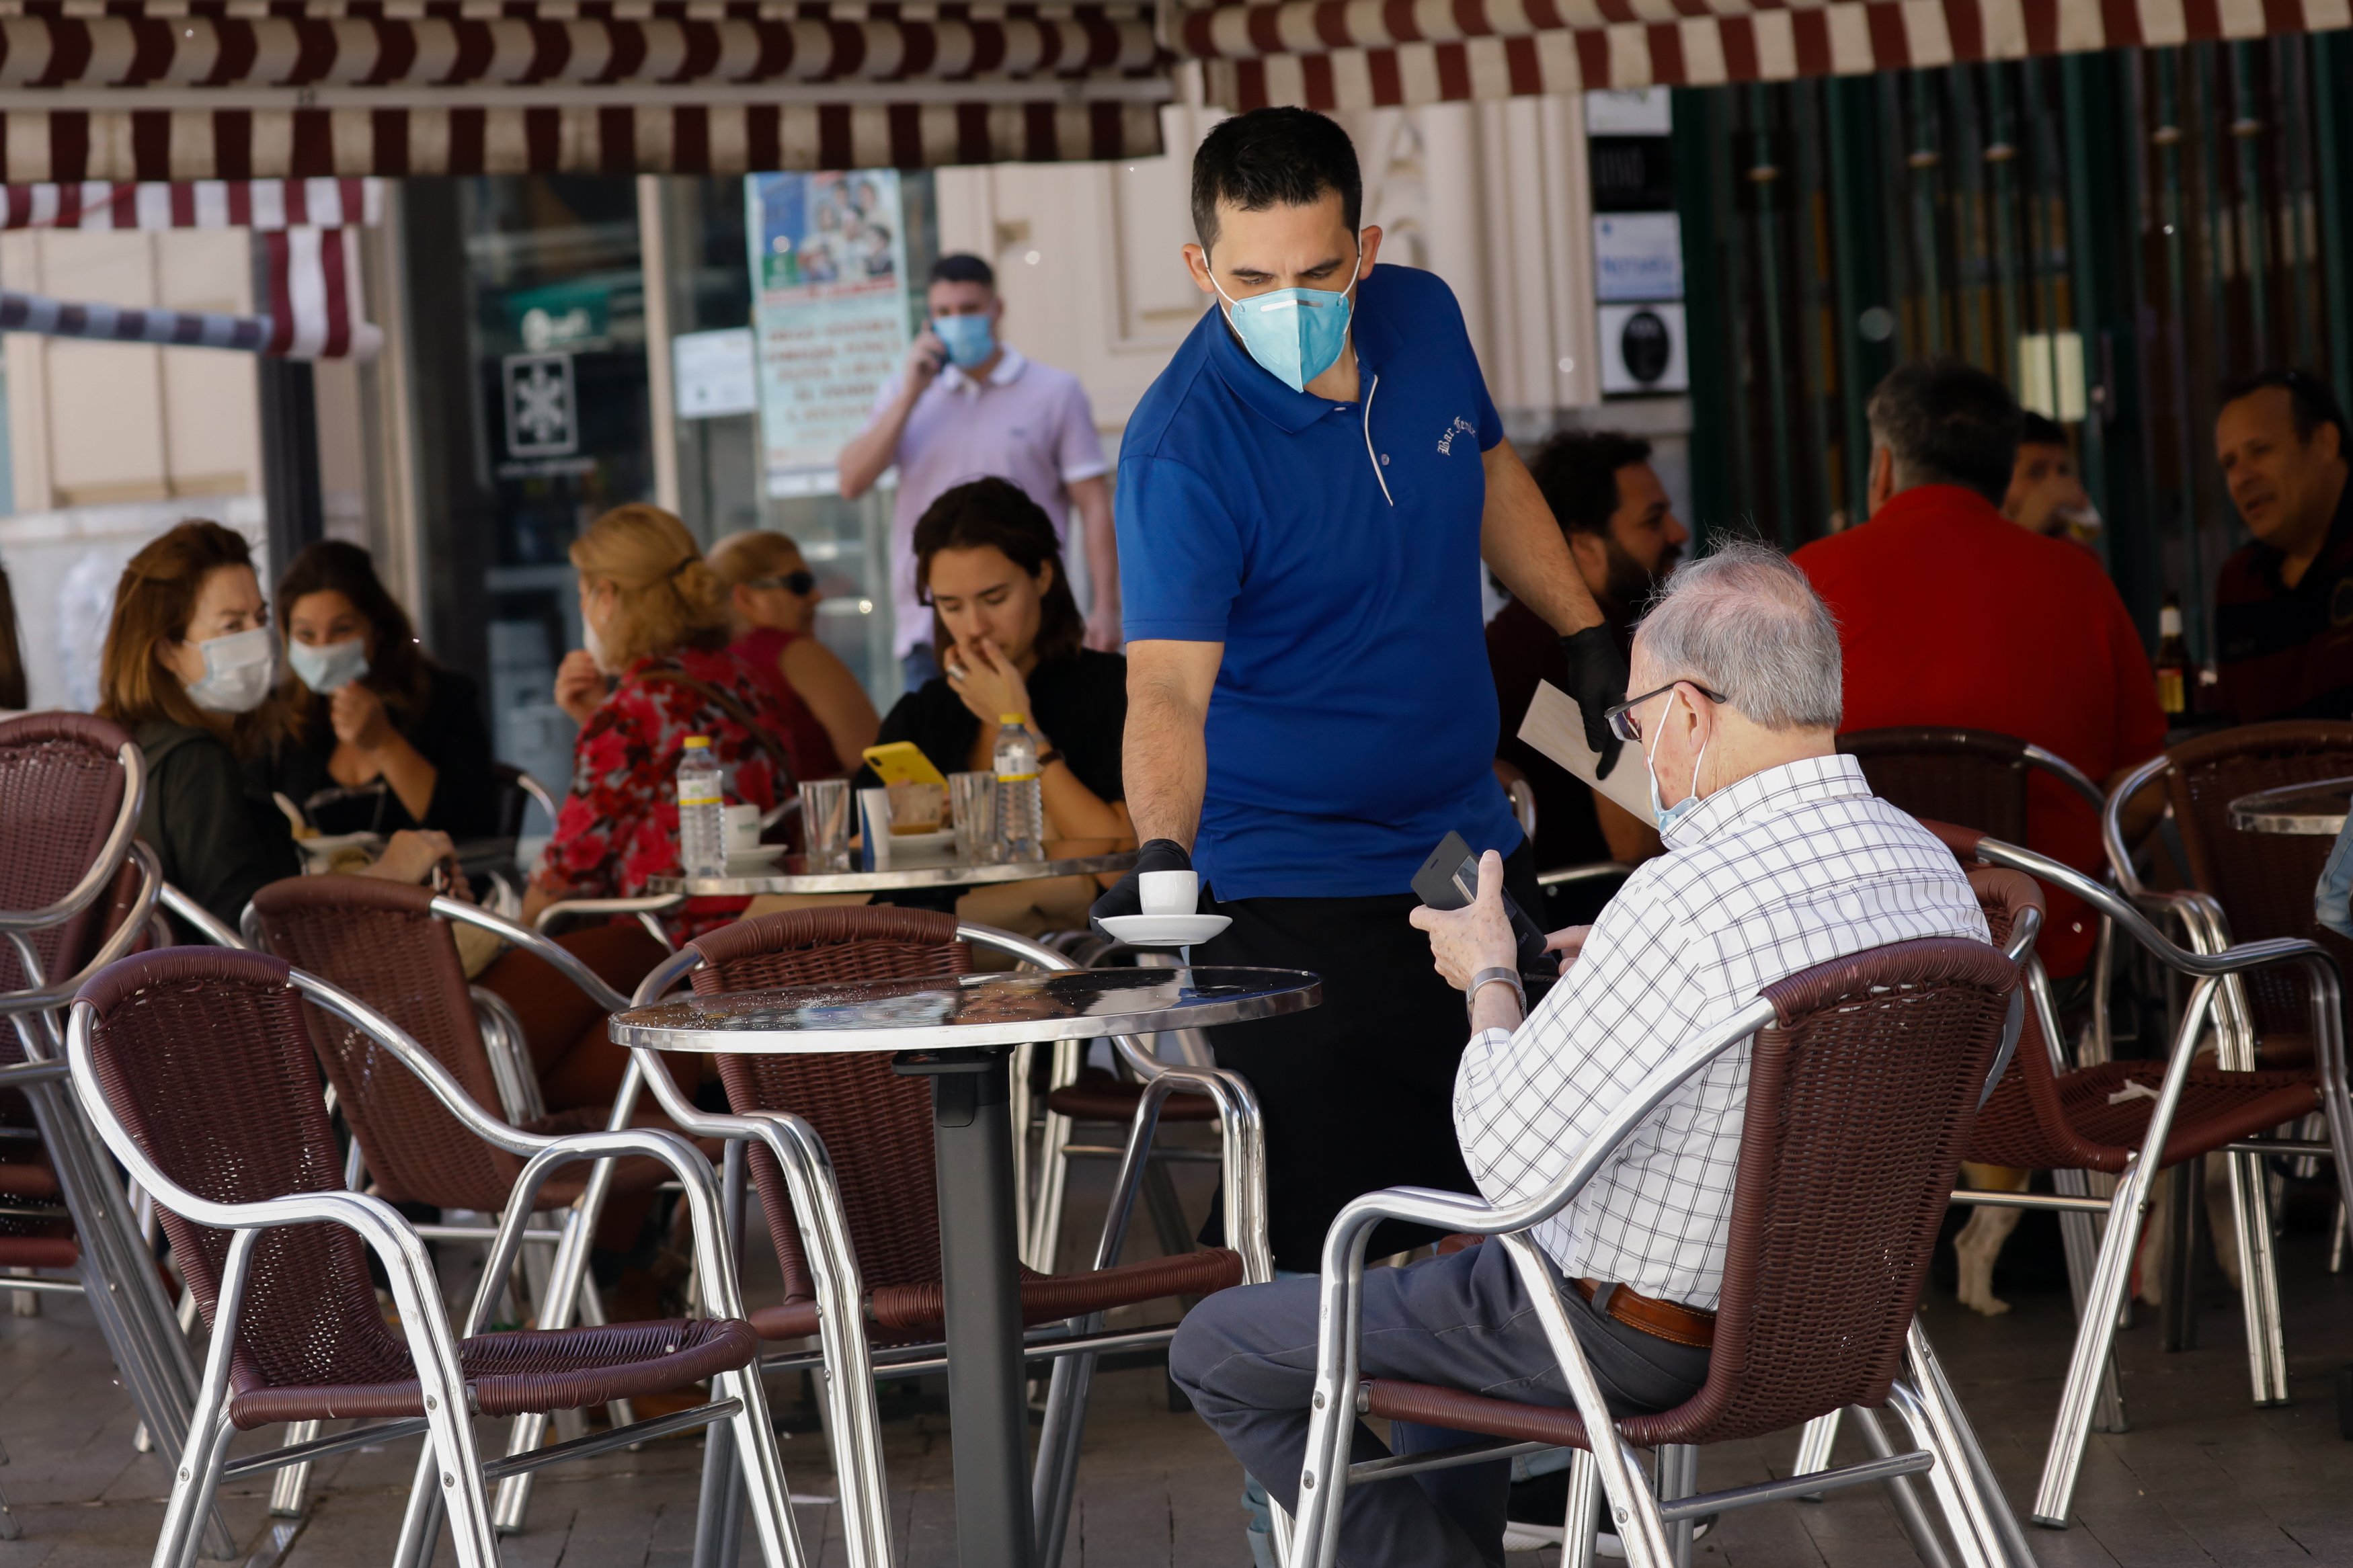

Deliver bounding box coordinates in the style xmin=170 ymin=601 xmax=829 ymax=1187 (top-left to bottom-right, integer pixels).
xmin=1412 ymin=831 xmax=1556 ymax=1000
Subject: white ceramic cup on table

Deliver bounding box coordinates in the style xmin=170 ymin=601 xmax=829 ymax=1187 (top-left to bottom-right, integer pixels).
xmin=1138 ymin=870 xmax=1200 ymax=916
xmin=723 ymin=802 xmax=762 ymax=855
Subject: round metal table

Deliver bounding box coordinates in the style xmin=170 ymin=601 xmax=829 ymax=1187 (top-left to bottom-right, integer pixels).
xmin=611 ymin=966 xmax=1320 ymax=1568
xmin=643 ymin=841 xmax=1135 ymax=897
xmin=2227 ymin=777 xmax=2353 ymax=836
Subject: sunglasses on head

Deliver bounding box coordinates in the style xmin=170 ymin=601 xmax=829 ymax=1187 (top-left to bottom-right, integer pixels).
xmin=1603 ymin=679 xmax=1728 ymax=743
xmin=750 ymin=571 xmax=817 ymax=596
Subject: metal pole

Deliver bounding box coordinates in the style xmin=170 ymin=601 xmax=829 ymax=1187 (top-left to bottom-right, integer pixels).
xmin=2157 ymin=51 xmax=2206 ymax=659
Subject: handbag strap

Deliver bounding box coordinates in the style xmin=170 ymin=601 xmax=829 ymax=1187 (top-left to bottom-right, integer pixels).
xmin=639 ymin=665 xmax=798 ymax=788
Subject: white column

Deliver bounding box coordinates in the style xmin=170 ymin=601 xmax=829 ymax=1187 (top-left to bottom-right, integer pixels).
xmin=637 ymin=175 xmax=682 ymax=518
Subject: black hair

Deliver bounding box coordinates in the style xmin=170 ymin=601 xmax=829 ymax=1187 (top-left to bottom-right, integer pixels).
xmin=1526 ymin=429 xmax=1654 ymax=538
xmin=913 ymin=478 xmax=1085 ymax=667
xmin=2219 ymin=368 xmax=2348 ymax=449
xmin=2018 ymin=411 xmax=2068 ymax=449
xmin=1190 ymin=108 xmax=1363 ymax=251
xmin=1866 ymin=359 xmax=2022 ymax=506
xmin=929 ymin=253 xmax=996 ymax=290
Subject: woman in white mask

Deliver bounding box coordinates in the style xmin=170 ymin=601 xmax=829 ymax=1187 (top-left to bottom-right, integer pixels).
xmin=97 ymin=521 xmax=454 ymax=936
xmin=255 ymin=541 xmax=497 ymax=839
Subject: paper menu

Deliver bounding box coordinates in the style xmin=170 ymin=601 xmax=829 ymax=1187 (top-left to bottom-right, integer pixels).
xmin=1516 ymin=679 xmax=1655 ymax=822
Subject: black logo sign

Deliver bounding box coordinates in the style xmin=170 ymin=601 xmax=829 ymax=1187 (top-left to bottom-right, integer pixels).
xmin=1621 ymin=311 xmax=1671 ymax=384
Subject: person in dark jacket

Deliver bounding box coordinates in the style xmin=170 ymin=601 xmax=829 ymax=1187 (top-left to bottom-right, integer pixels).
xmin=96 ymin=521 xmax=452 ymax=934
xmin=256 ymin=540 xmax=498 ymax=839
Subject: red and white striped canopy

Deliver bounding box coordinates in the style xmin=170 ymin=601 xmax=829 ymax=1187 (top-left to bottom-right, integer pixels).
xmin=0 ymin=1 xmax=1169 ymax=179
xmin=1176 ymin=0 xmax=2353 ymax=109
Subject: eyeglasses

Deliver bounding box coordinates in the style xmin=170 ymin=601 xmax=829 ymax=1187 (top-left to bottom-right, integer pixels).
xmin=749 ymin=571 xmax=817 ymax=596
xmin=1603 ymin=680 xmax=1727 ymax=743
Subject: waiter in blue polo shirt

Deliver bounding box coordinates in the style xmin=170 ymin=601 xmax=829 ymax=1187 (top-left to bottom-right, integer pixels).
xmin=1092 ymin=108 xmax=1629 ymax=1272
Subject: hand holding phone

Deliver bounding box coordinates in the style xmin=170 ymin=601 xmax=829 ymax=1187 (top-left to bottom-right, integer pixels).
xmin=1409 ymin=831 xmax=1556 ymax=1001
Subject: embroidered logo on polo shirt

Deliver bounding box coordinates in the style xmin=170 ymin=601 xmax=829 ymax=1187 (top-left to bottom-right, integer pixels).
xmin=1435 ymin=416 xmax=1477 ymax=455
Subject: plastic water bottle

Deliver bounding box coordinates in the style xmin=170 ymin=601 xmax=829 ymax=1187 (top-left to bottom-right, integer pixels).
xmin=993 ymin=714 xmax=1044 ymax=862
xmin=676 ymin=735 xmax=727 ymax=878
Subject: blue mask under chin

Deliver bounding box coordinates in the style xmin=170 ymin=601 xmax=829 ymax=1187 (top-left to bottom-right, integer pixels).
xmin=1644 ymin=690 xmax=1708 ymax=833
xmin=933 ymin=315 xmax=996 ymax=370
xmin=1209 ymin=247 xmax=1359 ymax=393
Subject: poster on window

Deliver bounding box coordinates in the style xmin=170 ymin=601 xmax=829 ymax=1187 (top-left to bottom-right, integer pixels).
xmin=744 ymin=171 xmax=912 ymax=497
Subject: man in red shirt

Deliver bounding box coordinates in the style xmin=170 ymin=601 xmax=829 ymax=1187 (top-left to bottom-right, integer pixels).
xmin=1794 ymin=360 xmax=2167 ymax=979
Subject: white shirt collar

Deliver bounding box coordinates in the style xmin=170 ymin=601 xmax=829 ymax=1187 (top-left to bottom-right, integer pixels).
xmin=941 ymin=344 xmax=1028 ymax=395
xmin=1660 ymin=752 xmax=1870 ymax=851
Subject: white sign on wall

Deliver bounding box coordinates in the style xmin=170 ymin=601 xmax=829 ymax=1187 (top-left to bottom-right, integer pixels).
xmin=1599 ymin=303 xmax=1689 ymax=395
xmin=1593 ymin=214 xmax=1685 ymax=302
xmin=1585 ymin=88 xmax=1673 ymax=135
xmin=502 ymin=353 xmax=578 ymax=458
xmin=744 ymin=171 xmax=912 ymax=497
xmin=672 ymin=328 xmax=758 ymax=419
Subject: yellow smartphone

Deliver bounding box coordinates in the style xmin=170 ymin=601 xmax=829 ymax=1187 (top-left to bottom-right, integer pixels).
xmin=860 ymin=741 xmax=947 ymax=788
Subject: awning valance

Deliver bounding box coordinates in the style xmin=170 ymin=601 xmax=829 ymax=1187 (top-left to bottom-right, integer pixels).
xmin=1175 ymin=0 xmax=2353 ymax=108
xmin=0 ymin=2 xmax=1170 ymax=177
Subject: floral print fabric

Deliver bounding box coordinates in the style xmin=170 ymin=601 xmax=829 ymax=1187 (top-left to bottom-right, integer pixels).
xmin=534 ymin=645 xmax=797 ymax=939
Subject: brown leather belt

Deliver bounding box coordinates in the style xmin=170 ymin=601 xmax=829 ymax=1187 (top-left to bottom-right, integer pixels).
xmin=1573 ymin=1277 xmax=1716 ymax=1350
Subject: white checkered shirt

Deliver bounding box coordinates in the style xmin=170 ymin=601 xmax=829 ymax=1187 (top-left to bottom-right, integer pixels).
xmin=1453 ymin=753 xmax=1989 ymax=1309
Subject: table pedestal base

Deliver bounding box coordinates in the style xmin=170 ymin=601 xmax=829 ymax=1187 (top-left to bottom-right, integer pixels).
xmin=900 ymin=1046 xmax=1037 ymax=1568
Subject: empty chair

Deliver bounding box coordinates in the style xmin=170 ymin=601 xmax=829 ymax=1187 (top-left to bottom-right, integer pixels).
xmin=65 ymin=946 xmax=805 ymax=1568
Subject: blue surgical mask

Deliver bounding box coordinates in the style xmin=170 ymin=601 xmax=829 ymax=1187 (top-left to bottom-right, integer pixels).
xmin=184 ymin=625 xmax=276 ymax=714
xmin=287 ymin=636 xmax=370 ymax=694
xmin=1642 ymin=690 xmax=1708 ymax=833
xmin=1208 ymin=246 xmax=1359 ymax=393
xmin=933 ymin=315 xmax=996 ymax=370
xmin=2317 ymin=816 xmax=2353 ymax=940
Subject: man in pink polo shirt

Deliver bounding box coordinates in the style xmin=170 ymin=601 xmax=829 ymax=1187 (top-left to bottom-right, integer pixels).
xmin=838 ymin=253 xmax=1117 ymax=690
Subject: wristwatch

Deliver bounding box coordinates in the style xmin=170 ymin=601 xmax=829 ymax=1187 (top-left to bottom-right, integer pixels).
xmin=1467 ymin=965 xmax=1527 ymax=1022
xmin=1037 ymin=747 xmax=1065 ymax=768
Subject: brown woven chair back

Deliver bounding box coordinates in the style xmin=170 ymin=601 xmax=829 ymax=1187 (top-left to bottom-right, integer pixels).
xmin=2161 ymin=720 xmax=2353 ymax=1040
xmin=75 ymin=947 xmax=415 ymax=1399
xmin=1956 ymin=866 xmax=2112 ymax=1169
xmin=686 ymin=907 xmax=971 ymax=1304
xmin=1837 ymin=727 xmax=2030 ymax=844
xmin=1627 ymin=936 xmax=2017 ymax=1447
xmin=251 ymin=876 xmax=525 ymax=1212
xmin=0 ymin=712 xmax=136 ymax=997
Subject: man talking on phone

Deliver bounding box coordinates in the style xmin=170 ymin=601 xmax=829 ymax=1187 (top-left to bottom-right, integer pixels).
xmin=1092 ymin=108 xmax=1627 ymax=1276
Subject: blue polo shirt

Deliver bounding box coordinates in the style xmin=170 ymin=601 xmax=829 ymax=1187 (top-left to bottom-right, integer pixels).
xmin=1116 ymin=263 xmax=1523 ymax=900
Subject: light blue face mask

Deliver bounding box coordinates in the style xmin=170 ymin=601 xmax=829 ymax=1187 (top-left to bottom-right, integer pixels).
xmin=288 ymin=636 xmax=370 ymax=694
xmin=932 ymin=314 xmax=996 ymax=370
xmin=1208 ymin=245 xmax=1359 ymax=394
xmin=2317 ymin=814 xmax=2353 ymax=939
xmin=1642 ymin=689 xmax=1708 ymax=833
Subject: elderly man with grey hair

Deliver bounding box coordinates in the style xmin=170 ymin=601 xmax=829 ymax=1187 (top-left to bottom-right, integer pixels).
xmin=1170 ymin=541 xmax=1989 ymax=1568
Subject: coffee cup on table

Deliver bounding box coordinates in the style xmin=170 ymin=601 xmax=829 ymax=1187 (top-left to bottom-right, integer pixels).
xmin=1138 ymin=870 xmax=1200 ymax=917
xmin=723 ymin=802 xmax=762 ymax=855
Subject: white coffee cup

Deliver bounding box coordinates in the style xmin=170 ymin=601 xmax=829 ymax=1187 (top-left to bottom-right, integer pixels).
xmin=723 ymin=802 xmax=762 ymax=854
xmin=1138 ymin=870 xmax=1200 ymax=916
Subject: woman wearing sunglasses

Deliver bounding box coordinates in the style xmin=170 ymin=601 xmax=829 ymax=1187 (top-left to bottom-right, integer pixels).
xmin=708 ymin=530 xmax=879 ymax=778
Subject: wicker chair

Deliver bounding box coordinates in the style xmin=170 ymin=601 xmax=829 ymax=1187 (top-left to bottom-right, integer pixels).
xmin=0 ymin=713 xmax=229 ymax=1549
xmin=65 ymin=946 xmax=807 ymax=1568
xmin=1287 ymin=937 xmax=2028 ymax=1568
xmin=613 ymin=905 xmax=1272 ymax=1568
xmin=1936 ymin=822 xmax=2353 ymax=1528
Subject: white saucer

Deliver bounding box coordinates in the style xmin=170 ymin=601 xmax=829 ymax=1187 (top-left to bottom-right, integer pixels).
xmin=886 ymin=828 xmax=957 ymax=851
xmin=725 ymin=845 xmax=785 ymax=869
xmin=1096 ymin=913 xmax=1232 ymax=948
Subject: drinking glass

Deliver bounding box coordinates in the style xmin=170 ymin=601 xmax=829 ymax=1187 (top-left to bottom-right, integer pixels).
xmin=949 ymin=772 xmax=998 ymax=864
xmin=800 ymin=779 xmax=852 ymax=870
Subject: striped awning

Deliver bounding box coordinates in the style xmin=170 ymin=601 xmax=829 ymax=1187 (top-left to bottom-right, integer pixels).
xmin=1176 ymin=0 xmax=2353 ymax=109
xmin=0 ymin=178 xmax=378 ymax=356
xmin=0 ymin=1 xmax=1170 ymax=179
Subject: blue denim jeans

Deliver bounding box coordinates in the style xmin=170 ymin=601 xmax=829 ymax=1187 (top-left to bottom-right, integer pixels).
xmin=1175 ymin=1242 xmax=1708 ymax=1568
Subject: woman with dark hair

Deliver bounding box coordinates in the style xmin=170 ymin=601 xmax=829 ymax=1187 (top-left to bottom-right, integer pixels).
xmin=858 ymin=477 xmax=1129 ymax=845
xmin=255 ymin=540 xmax=498 ymax=839
xmin=98 ymin=521 xmax=452 ymax=932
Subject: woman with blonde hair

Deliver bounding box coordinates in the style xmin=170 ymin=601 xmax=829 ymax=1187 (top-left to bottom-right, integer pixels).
xmin=97 ymin=520 xmax=455 ymax=934
xmin=706 ymin=529 xmax=878 ymax=776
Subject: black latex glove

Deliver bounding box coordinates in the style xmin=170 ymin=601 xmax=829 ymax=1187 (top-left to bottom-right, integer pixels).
xmin=1090 ymin=838 xmax=1195 ymax=940
xmin=1560 ymin=624 xmax=1632 ymax=779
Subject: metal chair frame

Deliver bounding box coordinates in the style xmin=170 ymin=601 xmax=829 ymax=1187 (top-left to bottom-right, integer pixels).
xmin=578 ymin=918 xmax=1271 ymax=1568
xmin=0 ymin=724 xmax=241 ymax=1561
xmin=1285 ymin=957 xmax=2032 ymax=1568
xmin=65 ymin=956 xmax=808 ymax=1568
xmin=1927 ymin=830 xmax=2353 ymax=1526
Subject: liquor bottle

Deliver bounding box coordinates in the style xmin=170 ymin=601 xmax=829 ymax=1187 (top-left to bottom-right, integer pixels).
xmin=2155 ymin=595 xmax=2188 ymax=717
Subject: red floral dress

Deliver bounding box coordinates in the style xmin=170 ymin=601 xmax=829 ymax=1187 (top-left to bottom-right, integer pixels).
xmin=534 ymin=645 xmax=799 ymax=940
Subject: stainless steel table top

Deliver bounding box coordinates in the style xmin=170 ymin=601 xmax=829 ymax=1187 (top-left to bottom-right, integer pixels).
xmin=2227 ymin=777 xmax=2353 ymax=837
xmin=643 ymin=841 xmax=1135 ymax=895
xmin=610 ymin=966 xmax=1319 ymax=1054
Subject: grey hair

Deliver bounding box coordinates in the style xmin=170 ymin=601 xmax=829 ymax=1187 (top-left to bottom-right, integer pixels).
xmin=1632 ymin=540 xmax=1842 ymax=731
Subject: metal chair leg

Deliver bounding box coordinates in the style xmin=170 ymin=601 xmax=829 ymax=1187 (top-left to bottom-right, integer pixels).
xmin=1792 ymin=1409 xmax=1841 ymax=1498
xmin=2051 ymin=1168 xmax=2125 ymax=1432
xmin=2224 ymin=1145 xmax=2290 ymax=1405
xmin=268 ymin=1421 xmax=320 ymax=1517
xmin=0 ymin=1444 xmax=18 ymax=1543
xmin=1905 ymin=1319 xmax=2035 ymax=1568
xmin=1884 ymin=1383 xmax=1997 ymax=1568
xmin=1024 ymin=1040 xmax=1080 ymax=1270
xmin=1559 ymin=1448 xmax=1601 ymax=1568
xmin=2032 ymin=1166 xmax=2144 ymax=1528
xmin=1847 ymin=1407 xmax=1954 ymax=1568
xmin=1654 ymin=1443 xmax=1698 ymax=1568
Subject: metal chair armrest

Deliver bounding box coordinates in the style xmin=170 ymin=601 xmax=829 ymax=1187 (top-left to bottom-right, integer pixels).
xmin=469 ymin=985 xmax=547 ymax=1124
xmin=2024 ymin=745 xmax=2109 ymax=814
xmin=531 ymin=895 xmax=684 ymax=952
xmin=436 ymin=896 xmax=637 ymax=1015
xmin=157 ymin=878 xmax=247 ymax=950
xmin=2100 ymin=752 xmax=2171 ymax=901
xmin=0 ymin=842 xmax=162 ymax=1015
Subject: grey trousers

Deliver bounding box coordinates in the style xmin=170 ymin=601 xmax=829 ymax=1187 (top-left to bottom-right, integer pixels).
xmin=1170 ymin=1239 xmax=1710 ymax=1568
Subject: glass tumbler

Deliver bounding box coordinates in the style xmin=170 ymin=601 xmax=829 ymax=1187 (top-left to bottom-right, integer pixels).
xmin=949 ymin=772 xmax=998 ymax=863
